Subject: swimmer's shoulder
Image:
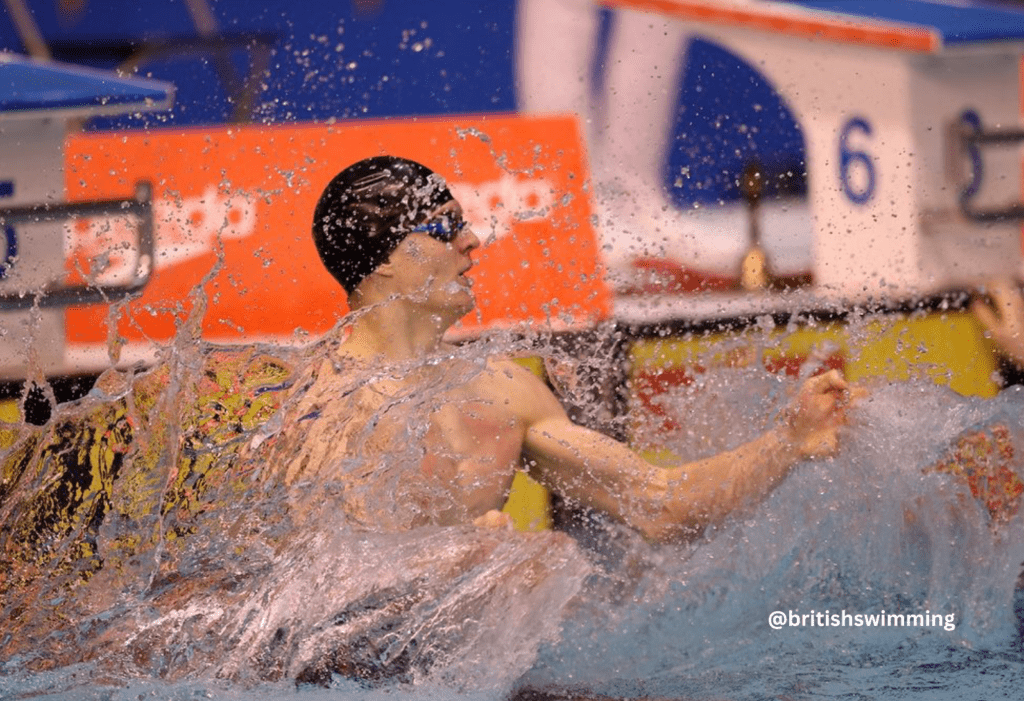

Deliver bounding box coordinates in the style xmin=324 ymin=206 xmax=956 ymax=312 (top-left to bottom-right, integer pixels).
xmin=284 ymin=348 xmax=370 ymax=411
xmin=479 ymin=357 xmax=566 ymax=422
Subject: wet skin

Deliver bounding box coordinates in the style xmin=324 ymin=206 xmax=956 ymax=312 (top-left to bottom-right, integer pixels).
xmin=287 ymin=198 xmax=853 ymax=541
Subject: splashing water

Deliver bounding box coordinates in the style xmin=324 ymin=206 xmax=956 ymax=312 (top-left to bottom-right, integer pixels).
xmin=525 ymin=371 xmax=1024 ymax=699
xmin=0 ymin=329 xmax=1022 ymax=701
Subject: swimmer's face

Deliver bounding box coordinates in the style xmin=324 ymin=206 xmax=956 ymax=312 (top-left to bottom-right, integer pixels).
xmin=387 ymin=199 xmax=480 ymax=320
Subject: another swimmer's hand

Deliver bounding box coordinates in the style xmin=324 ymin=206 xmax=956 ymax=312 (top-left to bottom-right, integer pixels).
xmin=473 ymin=509 xmax=515 ymax=531
xmin=972 ymin=278 xmax=1024 ymax=369
xmin=782 ymin=369 xmax=862 ymax=458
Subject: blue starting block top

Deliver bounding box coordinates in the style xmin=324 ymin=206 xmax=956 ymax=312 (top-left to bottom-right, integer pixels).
xmin=786 ymin=0 xmax=1024 ymax=47
xmin=0 ymin=53 xmax=174 ymax=118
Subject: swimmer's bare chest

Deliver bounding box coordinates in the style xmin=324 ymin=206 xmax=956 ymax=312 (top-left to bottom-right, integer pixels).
xmin=422 ymin=380 xmax=528 ymax=518
xmin=301 ymin=357 xmax=532 ymax=523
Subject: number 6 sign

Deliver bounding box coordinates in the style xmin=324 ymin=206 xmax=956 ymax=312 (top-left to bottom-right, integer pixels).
xmin=838 ymin=117 xmax=876 ymax=205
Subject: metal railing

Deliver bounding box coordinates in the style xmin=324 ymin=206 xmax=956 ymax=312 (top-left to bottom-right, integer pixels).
xmin=0 ymin=182 xmax=153 ymax=310
xmin=955 ymin=111 xmax=1024 ymax=223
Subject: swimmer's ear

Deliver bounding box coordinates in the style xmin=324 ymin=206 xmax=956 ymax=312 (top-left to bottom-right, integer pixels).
xmin=372 ymin=258 xmax=398 ymax=279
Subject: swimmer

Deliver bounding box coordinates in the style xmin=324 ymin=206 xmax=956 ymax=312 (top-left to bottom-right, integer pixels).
xmin=290 ymin=155 xmax=854 ymax=541
xmin=972 ymin=278 xmax=1024 ymax=372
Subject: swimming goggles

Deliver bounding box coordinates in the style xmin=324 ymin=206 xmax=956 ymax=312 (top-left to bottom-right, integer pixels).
xmin=409 ymin=216 xmax=467 ymax=243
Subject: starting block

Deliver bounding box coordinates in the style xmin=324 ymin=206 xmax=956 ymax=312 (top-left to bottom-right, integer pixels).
xmin=0 ymin=54 xmax=172 ymax=380
xmin=604 ymin=0 xmax=1024 ymax=300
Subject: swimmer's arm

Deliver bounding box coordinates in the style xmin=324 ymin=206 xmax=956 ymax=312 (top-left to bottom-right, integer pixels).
xmin=523 ymin=417 xmax=805 ymax=541
xmin=512 ymin=366 xmax=849 ymax=542
xmin=972 ymin=278 xmax=1024 ymax=369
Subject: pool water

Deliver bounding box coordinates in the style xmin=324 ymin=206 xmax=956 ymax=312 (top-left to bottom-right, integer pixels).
xmin=1 ymin=338 xmax=1022 ymax=700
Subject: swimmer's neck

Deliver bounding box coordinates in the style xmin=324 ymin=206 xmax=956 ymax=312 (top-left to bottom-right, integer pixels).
xmin=340 ymin=298 xmax=454 ymax=363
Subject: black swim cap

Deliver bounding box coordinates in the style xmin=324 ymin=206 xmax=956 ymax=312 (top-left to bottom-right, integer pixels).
xmin=312 ymin=156 xmax=455 ymax=294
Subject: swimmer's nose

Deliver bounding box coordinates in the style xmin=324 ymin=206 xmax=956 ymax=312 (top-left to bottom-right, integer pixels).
xmin=456 ymin=226 xmax=481 ymax=253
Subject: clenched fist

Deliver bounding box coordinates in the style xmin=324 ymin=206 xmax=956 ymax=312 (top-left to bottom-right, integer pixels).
xmin=783 ymin=369 xmax=861 ymax=458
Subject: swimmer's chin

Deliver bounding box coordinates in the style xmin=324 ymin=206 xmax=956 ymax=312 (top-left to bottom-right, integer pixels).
xmin=445 ymin=278 xmax=474 ymax=295
xmin=445 ymin=281 xmax=476 ymax=307
xmin=457 ymin=292 xmax=477 ymax=315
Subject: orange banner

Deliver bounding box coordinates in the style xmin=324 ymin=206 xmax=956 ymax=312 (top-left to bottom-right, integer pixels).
xmin=64 ymin=115 xmax=610 ymax=360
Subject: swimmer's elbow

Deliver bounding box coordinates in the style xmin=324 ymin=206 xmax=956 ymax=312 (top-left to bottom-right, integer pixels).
xmin=628 ymin=474 xmax=706 ymax=543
